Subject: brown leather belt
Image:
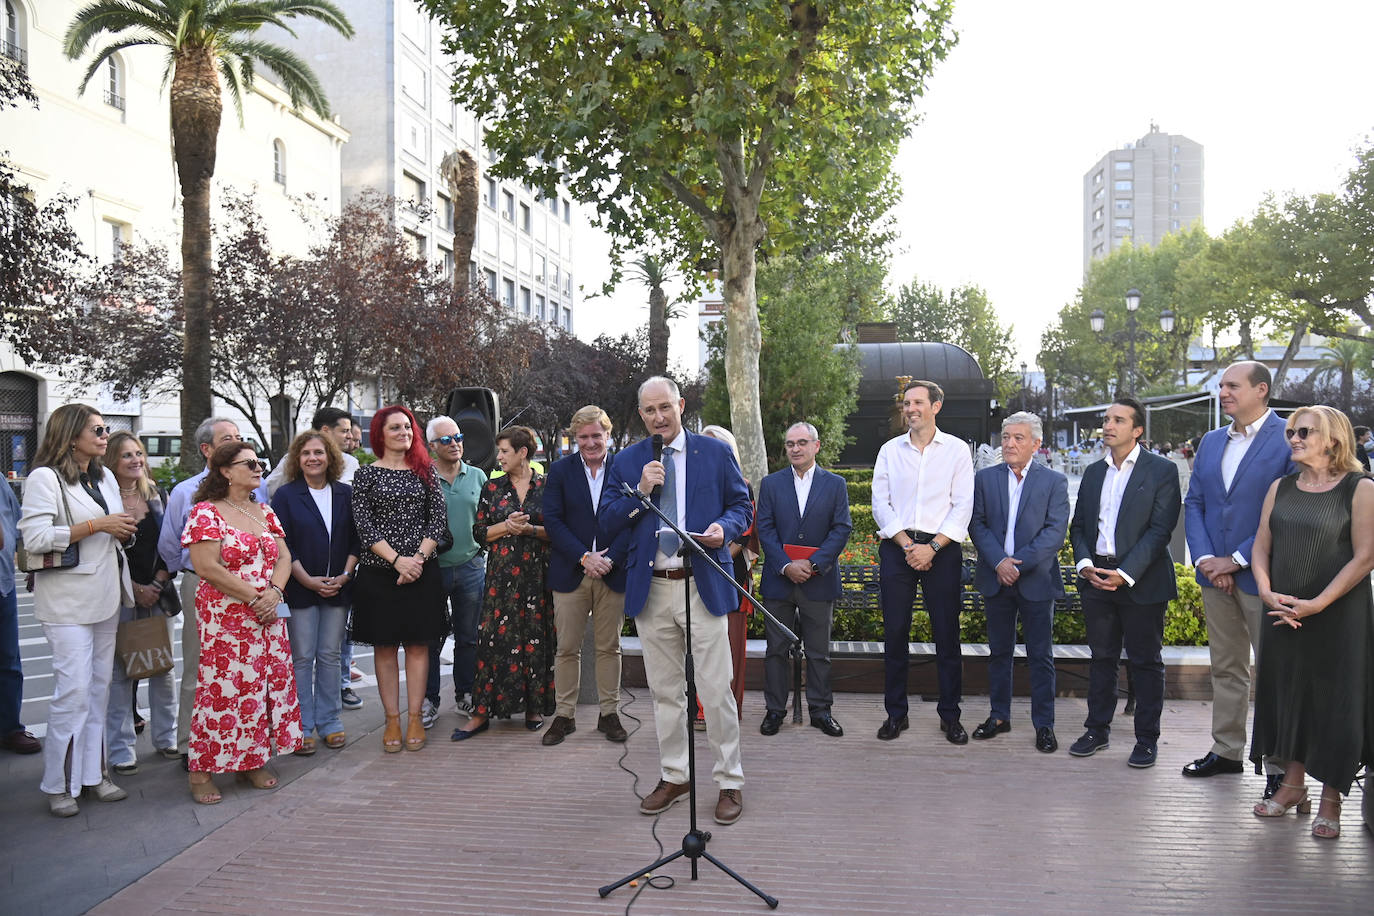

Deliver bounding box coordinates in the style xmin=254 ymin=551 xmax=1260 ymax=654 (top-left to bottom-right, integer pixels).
xmin=652 ymin=568 xmax=692 ymax=580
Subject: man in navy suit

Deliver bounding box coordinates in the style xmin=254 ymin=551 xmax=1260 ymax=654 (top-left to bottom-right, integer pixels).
xmin=541 ymin=405 xmax=630 ymax=747
xmin=600 ymin=377 xmax=753 ymax=825
xmin=1182 ymin=362 xmax=1294 ymax=789
xmin=1068 ymin=396 xmax=1181 ymax=768
xmin=969 ymin=412 xmax=1069 ymax=753
xmin=755 ymin=422 xmax=852 ymax=737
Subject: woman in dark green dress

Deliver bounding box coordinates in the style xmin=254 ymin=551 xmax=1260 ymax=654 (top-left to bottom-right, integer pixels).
xmin=1250 ymin=405 xmax=1374 ymax=839
xmin=451 ymin=426 xmax=555 ymax=740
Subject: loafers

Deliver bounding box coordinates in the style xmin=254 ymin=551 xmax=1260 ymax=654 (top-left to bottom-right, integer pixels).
xmin=759 ymin=710 xmax=785 ymax=736
xmin=1069 ymin=730 xmax=1110 ymax=757
xmin=1035 ymin=726 xmax=1059 ymax=754
xmin=542 ymin=715 xmax=576 ymax=746
xmin=940 ymin=719 xmax=968 ymax=745
xmin=1128 ymin=743 xmax=1157 ymax=768
xmin=597 ymin=713 xmax=628 ymax=743
xmin=1181 ymin=751 xmax=1243 ymax=777
xmin=640 ymin=779 xmax=690 ymax=815
xmin=451 ymin=719 xmax=490 ymax=741
xmin=2 ymin=729 xmax=41 ymax=754
xmin=810 ymin=714 xmax=844 ymax=737
xmin=971 ymin=717 xmax=1010 ymax=740
xmin=876 ymin=715 xmax=909 ymax=740
xmin=1263 ymin=774 xmax=1284 ymax=800
xmin=48 ymin=792 xmax=79 ymax=818
xmin=714 ymin=788 xmax=743 ymax=825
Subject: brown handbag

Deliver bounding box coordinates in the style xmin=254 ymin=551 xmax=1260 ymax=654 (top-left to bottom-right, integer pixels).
xmin=115 ymin=610 xmax=175 ymax=679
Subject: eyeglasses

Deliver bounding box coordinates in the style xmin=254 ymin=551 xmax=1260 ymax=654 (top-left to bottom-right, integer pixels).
xmin=89 ymin=426 xmax=111 ymax=438
xmin=231 ymin=459 xmax=268 ymax=472
xmin=432 ymin=434 xmax=464 ymax=446
xmin=784 ymin=439 xmax=813 ymax=449
xmin=1285 ymin=427 xmax=1315 ymax=441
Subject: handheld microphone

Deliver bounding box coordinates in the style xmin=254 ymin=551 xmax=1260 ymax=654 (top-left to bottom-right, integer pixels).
xmin=650 ymin=434 xmax=663 ymax=500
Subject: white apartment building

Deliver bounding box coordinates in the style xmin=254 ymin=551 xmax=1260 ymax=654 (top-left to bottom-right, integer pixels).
xmin=1 ymin=0 xmax=348 ymax=475
xmin=283 ymin=0 xmax=581 ymax=334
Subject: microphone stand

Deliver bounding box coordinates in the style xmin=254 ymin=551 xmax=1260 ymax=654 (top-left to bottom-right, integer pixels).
xmin=598 ymin=483 xmax=793 ymax=909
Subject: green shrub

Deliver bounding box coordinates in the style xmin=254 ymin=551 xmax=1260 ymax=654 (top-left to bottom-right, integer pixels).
xmin=846 ymin=479 xmax=872 ymax=506
xmin=1165 ymin=562 xmax=1208 ymax=645
xmin=834 ymin=467 xmax=873 ymax=483
xmin=150 ymin=462 xmax=193 ymax=493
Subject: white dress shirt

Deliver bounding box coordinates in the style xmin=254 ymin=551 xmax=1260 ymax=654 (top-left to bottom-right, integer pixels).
xmin=653 ymin=429 xmax=689 ymax=570
xmin=792 ymin=463 xmax=816 ymax=517
xmin=1076 ymin=443 xmax=1141 ymax=586
xmin=1193 ymin=409 xmax=1272 ymax=569
xmin=871 ymin=429 xmax=975 ymax=543
xmin=1003 ymin=463 xmax=1029 ymax=557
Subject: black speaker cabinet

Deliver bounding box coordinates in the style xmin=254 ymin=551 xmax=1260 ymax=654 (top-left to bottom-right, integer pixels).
xmin=446 ymin=387 xmax=501 ymax=473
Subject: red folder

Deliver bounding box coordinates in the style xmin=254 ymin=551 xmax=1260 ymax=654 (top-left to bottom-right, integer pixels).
xmin=784 ymin=544 xmax=817 ymax=562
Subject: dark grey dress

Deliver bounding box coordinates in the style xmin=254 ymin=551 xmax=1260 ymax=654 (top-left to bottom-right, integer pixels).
xmin=1250 ymin=472 xmax=1374 ymax=794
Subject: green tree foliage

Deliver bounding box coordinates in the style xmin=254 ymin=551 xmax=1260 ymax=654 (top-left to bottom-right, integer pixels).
xmin=887 ymin=280 xmax=1018 ymax=400
xmin=702 ymin=252 xmax=884 ymax=471
xmin=64 ymin=0 xmax=354 ymax=468
xmin=419 ymin=0 xmax=957 ymax=485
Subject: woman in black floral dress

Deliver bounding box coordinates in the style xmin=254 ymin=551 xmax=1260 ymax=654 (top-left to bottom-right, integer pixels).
xmin=452 ymin=426 xmax=555 ymax=740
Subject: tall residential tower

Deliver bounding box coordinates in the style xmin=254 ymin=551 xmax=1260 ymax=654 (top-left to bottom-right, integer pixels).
xmin=1083 ymin=124 xmax=1202 ymax=270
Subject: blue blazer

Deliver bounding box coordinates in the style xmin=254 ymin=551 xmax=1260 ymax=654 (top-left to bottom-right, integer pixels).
xmin=755 ymin=466 xmax=851 ymax=602
xmin=600 ymin=431 xmax=753 ymax=618
xmin=969 ymin=462 xmax=1069 ymax=601
xmin=270 ymin=479 xmax=360 ymax=608
xmin=1183 ymin=411 xmax=1294 ymax=594
xmin=1070 ymin=448 xmax=1181 ymax=606
xmin=543 ymin=452 xmax=629 ymax=594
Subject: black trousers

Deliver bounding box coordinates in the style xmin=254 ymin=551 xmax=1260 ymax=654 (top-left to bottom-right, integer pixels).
xmin=878 ymin=539 xmax=963 ymax=722
xmin=1080 ymin=585 xmax=1166 ymax=744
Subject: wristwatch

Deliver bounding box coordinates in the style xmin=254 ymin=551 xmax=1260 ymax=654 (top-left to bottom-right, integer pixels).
xmin=929 ymin=540 xmax=943 ymax=554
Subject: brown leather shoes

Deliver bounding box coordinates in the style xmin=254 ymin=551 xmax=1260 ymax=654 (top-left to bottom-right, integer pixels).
xmin=2 ymin=729 xmax=40 ymax=754
xmin=542 ymin=715 xmax=576 ymax=746
xmin=597 ymin=713 xmax=628 ymax=743
xmin=714 ymin=788 xmax=743 ymax=825
xmin=639 ymin=779 xmax=690 ymax=814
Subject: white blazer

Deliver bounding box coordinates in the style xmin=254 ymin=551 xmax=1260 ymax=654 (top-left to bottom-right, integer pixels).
xmin=18 ymin=466 xmax=133 ymax=625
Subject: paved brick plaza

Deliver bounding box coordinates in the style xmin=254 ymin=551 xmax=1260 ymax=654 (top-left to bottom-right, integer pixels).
xmin=3 ymin=688 xmax=1369 ymax=915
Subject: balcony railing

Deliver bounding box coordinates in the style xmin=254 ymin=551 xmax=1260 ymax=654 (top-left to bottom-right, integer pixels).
xmin=103 ymin=89 xmax=125 ymax=111
xmin=1 ymin=40 xmax=27 ymax=68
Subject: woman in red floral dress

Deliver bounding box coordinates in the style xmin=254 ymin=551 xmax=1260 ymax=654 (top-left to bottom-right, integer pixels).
xmin=451 ymin=427 xmax=555 ymax=740
xmin=181 ymin=443 xmax=301 ymax=804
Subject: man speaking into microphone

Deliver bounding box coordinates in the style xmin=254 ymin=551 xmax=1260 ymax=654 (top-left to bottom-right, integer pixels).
xmin=601 ymin=376 xmax=754 ymax=825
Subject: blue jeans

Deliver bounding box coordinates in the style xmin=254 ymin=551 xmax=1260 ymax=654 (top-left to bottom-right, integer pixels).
xmin=340 ymin=612 xmax=353 ymax=690
xmin=427 ymin=556 xmax=486 ymax=703
xmin=0 ymin=588 xmax=23 ymax=734
xmin=285 ymin=604 xmax=348 ymax=737
xmin=984 ymin=590 xmax=1055 ymax=729
xmin=105 ymin=605 xmax=177 ymax=763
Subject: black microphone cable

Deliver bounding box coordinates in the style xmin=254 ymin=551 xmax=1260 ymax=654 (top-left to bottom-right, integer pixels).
xmin=611 ymin=685 xmax=677 ymax=913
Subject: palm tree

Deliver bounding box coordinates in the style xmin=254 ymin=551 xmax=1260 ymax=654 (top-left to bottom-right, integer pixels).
xmin=629 ymin=254 xmax=675 ymax=377
xmin=440 ymin=148 xmax=479 ymax=297
xmin=64 ymin=1 xmax=353 ymax=468
xmin=1310 ymin=333 xmax=1369 ymax=414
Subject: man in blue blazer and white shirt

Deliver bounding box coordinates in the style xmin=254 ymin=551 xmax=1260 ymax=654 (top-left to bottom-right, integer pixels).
xmin=542 ymin=405 xmax=631 ymax=747
xmin=1182 ymin=362 xmax=1294 ymax=790
xmin=600 ymin=377 xmax=753 ymax=825
xmin=755 ymin=422 xmax=852 ymax=738
xmin=969 ymin=411 xmax=1069 ymax=753
xmin=1068 ymin=396 xmax=1181 ymax=769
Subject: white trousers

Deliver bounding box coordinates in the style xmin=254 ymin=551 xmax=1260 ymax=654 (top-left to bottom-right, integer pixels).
xmin=40 ymin=613 xmax=119 ymax=796
xmin=635 ymin=576 xmax=743 ymax=789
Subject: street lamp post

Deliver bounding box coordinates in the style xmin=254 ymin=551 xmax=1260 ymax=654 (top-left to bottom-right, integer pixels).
xmin=1124 ymin=287 xmax=1141 ymax=394
xmin=1092 ymin=287 xmax=1171 ymax=397
xmin=1019 ymin=361 xmax=1028 ymax=411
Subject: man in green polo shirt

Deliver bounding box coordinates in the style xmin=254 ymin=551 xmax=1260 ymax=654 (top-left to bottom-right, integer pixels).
xmin=422 ymin=415 xmax=489 ymax=729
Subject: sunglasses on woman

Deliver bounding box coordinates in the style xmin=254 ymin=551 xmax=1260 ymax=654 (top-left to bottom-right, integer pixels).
xmin=88 ymin=426 xmax=112 ymax=438
xmin=231 ymin=458 xmax=269 ymax=472
xmin=432 ymin=434 xmax=464 ymax=446
xmin=1285 ymin=426 xmax=1315 ymax=441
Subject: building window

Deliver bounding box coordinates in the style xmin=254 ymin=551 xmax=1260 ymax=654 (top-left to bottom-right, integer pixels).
xmin=1113 ymin=218 xmax=1132 ymax=230
xmin=1171 ymin=200 xmax=1180 ymax=211
xmin=1114 ymin=180 xmax=1132 ymax=192
xmin=3 ymin=0 xmax=25 ymax=68
xmin=106 ymin=219 xmax=126 ymax=263
xmin=404 ymin=230 xmax=425 ymax=257
xmin=563 ymin=200 xmax=571 ymax=224
xmin=1172 ymin=162 xmax=1180 ymax=174
xmin=1093 ymin=170 xmax=1103 ymax=185
xmin=1093 ymin=243 xmax=1105 ymax=256
xmin=1173 ymin=144 xmax=1180 ymax=155
xmin=103 ymin=56 xmax=125 ymax=112
xmin=549 ymin=196 xmax=559 ymax=215
xmin=439 ymin=246 xmax=453 ymax=277
xmin=563 ymin=307 xmax=571 ymax=329
xmin=1092 ymin=225 xmax=1103 ymax=239
xmin=1092 ymin=207 xmax=1103 ymax=222
xmin=402 ymin=172 xmax=425 ymax=208
xmin=535 ymin=294 xmax=545 ymax=320
xmin=520 ymin=286 xmax=531 ymax=316
xmin=1092 ymin=188 xmax=1104 ymax=202
xmin=272 ymin=139 xmax=286 ymax=186
xmin=520 ymin=202 xmax=530 ymax=233
xmin=502 ymin=190 xmax=514 ymax=221
xmin=565 ymin=273 xmax=572 ymax=295
xmin=502 ymin=278 xmax=515 ymax=309
xmin=485 ymin=177 xmax=497 ymax=209
xmin=483 ymin=268 xmax=497 ymax=295
xmin=1170 ymin=219 xmax=1180 ymax=231
xmin=535 ymin=255 xmax=545 ymax=282
xmin=548 ymin=299 xmax=559 ymax=324
xmin=1113 ymin=160 xmax=1131 ymax=171
xmin=551 ymin=264 xmax=560 ymax=288
xmin=1114 ymin=199 xmax=1130 ymax=211
xmin=437 ymin=192 xmax=452 ymax=230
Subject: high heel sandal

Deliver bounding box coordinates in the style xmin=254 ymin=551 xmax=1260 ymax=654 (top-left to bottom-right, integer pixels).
xmin=188 ymin=774 xmax=222 ymax=805
xmin=405 ymin=712 xmax=426 ymax=751
xmin=382 ymin=713 xmax=403 ymax=753
xmin=1312 ymin=793 xmax=1341 ymax=839
xmin=1253 ymin=782 xmax=1310 ymax=817
xmin=236 ymin=768 xmax=278 ymax=789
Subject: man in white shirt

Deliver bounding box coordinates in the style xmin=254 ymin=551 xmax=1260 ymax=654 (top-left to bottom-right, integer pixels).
xmin=871 ymin=380 xmax=974 ymax=744
xmin=263 ymin=406 xmax=358 ymax=498
xmin=1181 ymin=362 xmax=1293 ymax=790
xmin=1068 ymin=397 xmax=1181 ymax=769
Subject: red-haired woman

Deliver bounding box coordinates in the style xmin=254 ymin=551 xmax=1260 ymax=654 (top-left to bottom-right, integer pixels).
xmin=350 ymin=406 xmax=450 ymax=753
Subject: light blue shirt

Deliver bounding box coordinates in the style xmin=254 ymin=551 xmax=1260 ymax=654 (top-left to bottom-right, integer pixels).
xmin=0 ymin=482 xmax=20 ymax=597
xmin=158 ymin=470 xmax=208 ymax=575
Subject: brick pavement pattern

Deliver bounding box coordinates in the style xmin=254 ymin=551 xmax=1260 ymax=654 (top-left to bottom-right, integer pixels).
xmin=3 ymin=691 xmax=1370 ymax=915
